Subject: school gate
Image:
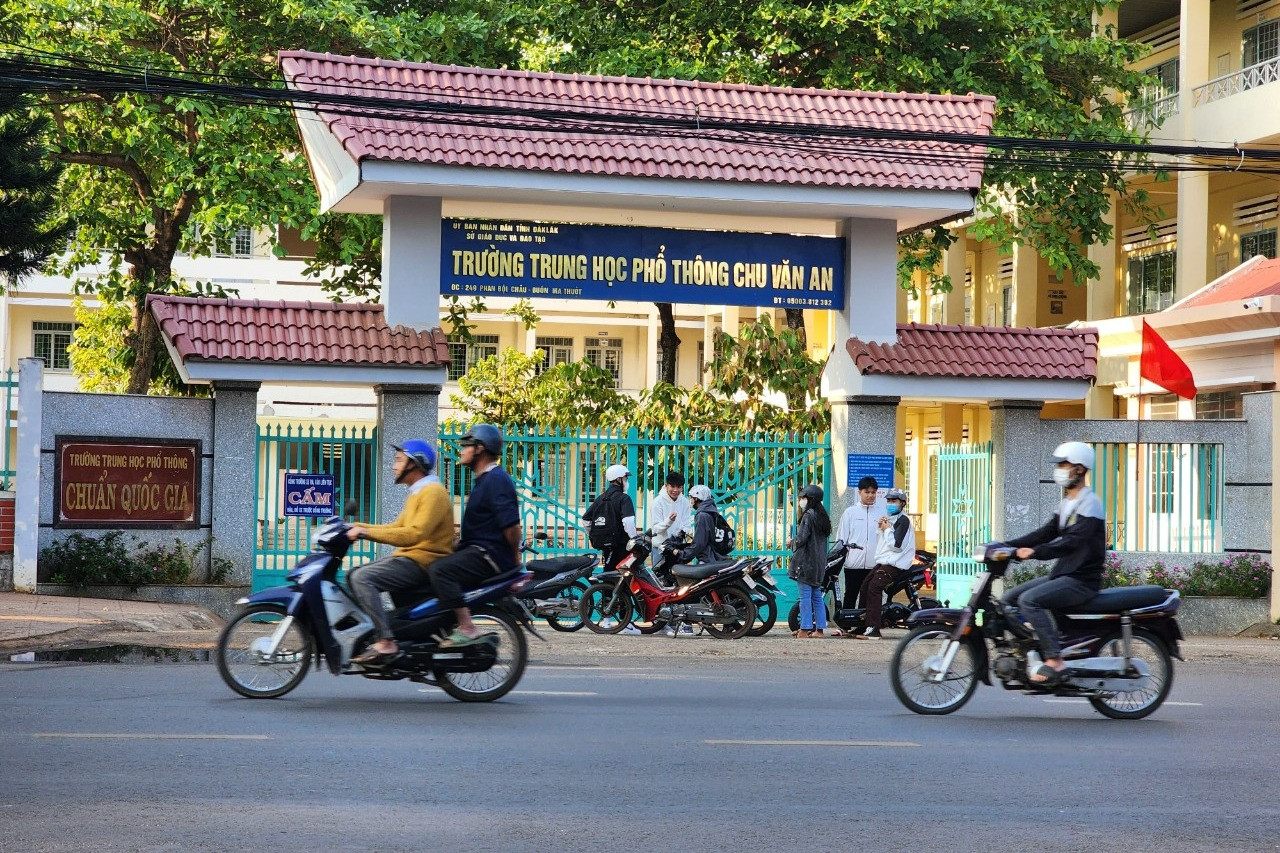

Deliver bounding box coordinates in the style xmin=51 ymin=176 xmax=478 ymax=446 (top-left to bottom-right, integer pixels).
xmin=252 ymin=425 xmax=831 ymax=590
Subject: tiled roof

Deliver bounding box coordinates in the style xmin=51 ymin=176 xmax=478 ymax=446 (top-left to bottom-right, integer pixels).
xmin=1172 ymin=255 xmax=1280 ymax=310
xmin=279 ymin=51 xmax=995 ymax=193
xmin=147 ymin=296 xmax=450 ymax=367
xmin=847 ymin=323 xmax=1098 ymax=381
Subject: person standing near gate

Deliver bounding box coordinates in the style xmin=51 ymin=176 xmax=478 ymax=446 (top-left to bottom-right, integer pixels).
xmin=788 ymin=484 xmax=832 ymax=638
xmin=346 ymin=439 xmax=454 ymax=664
xmin=582 ymin=463 xmax=639 ymax=572
xmin=855 ymin=488 xmax=916 ymax=639
xmin=835 ymin=476 xmax=884 ymax=609
xmin=648 ymin=470 xmax=693 ymax=553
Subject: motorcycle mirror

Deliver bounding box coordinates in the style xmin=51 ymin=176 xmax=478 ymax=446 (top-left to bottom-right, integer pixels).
xmin=533 ymin=531 xmax=550 ymax=541
xmin=343 ymin=499 xmax=360 ymax=518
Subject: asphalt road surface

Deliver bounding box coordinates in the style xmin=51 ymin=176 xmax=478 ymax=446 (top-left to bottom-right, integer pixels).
xmin=2 ymin=636 xmax=1279 ymax=853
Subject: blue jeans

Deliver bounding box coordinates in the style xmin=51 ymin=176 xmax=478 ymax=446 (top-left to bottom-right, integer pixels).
xmin=797 ymin=581 xmax=827 ymax=631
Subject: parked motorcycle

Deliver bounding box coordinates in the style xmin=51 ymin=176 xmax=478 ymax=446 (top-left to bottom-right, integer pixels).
xmin=889 ymin=543 xmax=1182 ymax=719
xmin=215 ymin=507 xmax=540 ymax=703
xmin=786 ymin=543 xmax=940 ymax=634
xmin=516 ymin=539 xmax=599 ymax=632
xmin=579 ymin=533 xmax=757 ymax=639
xmin=742 ymin=557 xmax=782 ymax=637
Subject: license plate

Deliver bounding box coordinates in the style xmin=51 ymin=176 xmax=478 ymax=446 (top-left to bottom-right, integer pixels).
xmin=743 ymin=575 xmax=756 ymax=589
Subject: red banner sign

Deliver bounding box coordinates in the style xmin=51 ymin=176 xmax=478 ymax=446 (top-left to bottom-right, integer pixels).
xmin=56 ymin=439 xmax=201 ymax=527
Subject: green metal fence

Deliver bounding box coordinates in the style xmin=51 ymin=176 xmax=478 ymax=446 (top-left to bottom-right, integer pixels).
xmin=934 ymin=442 xmax=993 ymax=609
xmin=1 ymin=369 xmax=16 ymax=490
xmin=1092 ymin=442 xmax=1222 ymax=553
xmin=253 ymin=423 xmax=382 ymax=591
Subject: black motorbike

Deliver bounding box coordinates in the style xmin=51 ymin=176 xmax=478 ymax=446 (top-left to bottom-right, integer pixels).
xmin=516 ymin=539 xmax=599 ymax=632
xmin=786 ymin=542 xmax=940 ymax=634
xmin=889 ymin=543 xmax=1183 ymax=719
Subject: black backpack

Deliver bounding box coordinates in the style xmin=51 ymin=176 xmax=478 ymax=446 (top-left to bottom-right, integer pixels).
xmin=711 ymin=513 xmax=736 ymax=556
xmin=583 ymin=489 xmax=624 ymax=549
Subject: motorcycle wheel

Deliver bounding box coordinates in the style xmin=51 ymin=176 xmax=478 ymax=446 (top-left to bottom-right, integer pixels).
xmin=747 ymin=589 xmax=777 ymax=637
xmin=216 ymin=604 xmax=313 ymax=699
xmin=545 ymin=581 xmax=589 ymax=633
xmin=579 ymin=582 xmax=632 ymax=634
xmin=702 ymin=586 xmax=757 ymax=639
xmin=890 ymin=624 xmax=979 ymax=715
xmin=1087 ymin=629 xmax=1175 ymax=720
xmin=785 ymin=601 xmax=838 ymax=633
xmin=434 ymin=605 xmax=528 ymax=702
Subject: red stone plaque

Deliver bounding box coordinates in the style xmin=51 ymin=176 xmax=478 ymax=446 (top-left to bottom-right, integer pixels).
xmin=56 ymin=438 xmax=201 ymax=527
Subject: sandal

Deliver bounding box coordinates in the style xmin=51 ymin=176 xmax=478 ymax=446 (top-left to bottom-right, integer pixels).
xmin=793 ymin=629 xmax=812 ymax=638
xmin=351 ymin=646 xmax=400 ymax=665
xmin=439 ymin=629 xmax=493 ymax=649
xmin=1029 ymin=663 xmax=1065 ymax=685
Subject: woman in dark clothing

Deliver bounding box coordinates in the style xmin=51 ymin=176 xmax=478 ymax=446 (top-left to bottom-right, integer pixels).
xmin=787 ymin=484 xmax=832 ymax=638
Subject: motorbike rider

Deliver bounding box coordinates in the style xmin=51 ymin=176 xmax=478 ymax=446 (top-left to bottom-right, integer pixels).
xmin=428 ymin=424 xmax=523 ymax=649
xmin=1001 ymin=441 xmax=1107 ymax=684
xmin=347 ymin=440 xmax=454 ymax=664
xmin=855 ymin=488 xmax=916 ymax=640
xmin=582 ymin=462 xmax=639 ymax=572
xmin=648 ymin=470 xmax=693 ymax=554
xmin=675 ymin=485 xmax=729 ymax=564
xmin=835 ymin=476 xmax=884 ymax=608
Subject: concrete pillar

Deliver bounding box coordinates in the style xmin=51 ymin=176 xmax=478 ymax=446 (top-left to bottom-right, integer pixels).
xmin=1087 ymin=202 xmax=1119 ymax=321
xmin=12 ymin=358 xmax=43 ymax=592
xmin=943 ymin=238 xmax=967 ymax=325
xmin=1084 ymin=385 xmax=1116 ymax=420
xmin=829 ymin=395 xmax=901 ymax=523
xmin=382 ymin=195 xmax=443 ymax=330
xmin=702 ymin=312 xmax=717 ymax=372
xmin=376 ymin=385 xmax=441 ymax=529
xmin=645 ymin=308 xmax=659 ymax=386
xmin=1012 ymin=242 xmax=1039 ymax=327
xmin=211 ymin=381 xmax=261 ymax=585
xmin=1176 ymin=172 xmax=1210 ymax=302
xmin=824 ymin=218 xmax=898 ymax=396
xmin=989 ymin=400 xmax=1045 ymax=542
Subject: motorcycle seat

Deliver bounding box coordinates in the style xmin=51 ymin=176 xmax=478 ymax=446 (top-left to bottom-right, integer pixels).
xmin=1060 ymin=585 xmax=1171 ymax=614
xmin=525 ymin=555 xmax=595 ymax=577
xmin=671 ymin=560 xmax=736 ymax=580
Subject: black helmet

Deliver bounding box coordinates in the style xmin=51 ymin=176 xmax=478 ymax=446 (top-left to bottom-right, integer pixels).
xmin=460 ymin=423 xmax=503 ymax=456
xmin=799 ymin=484 xmax=824 ymax=502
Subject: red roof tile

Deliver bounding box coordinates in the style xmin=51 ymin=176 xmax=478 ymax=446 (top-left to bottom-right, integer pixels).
xmin=147 ymin=296 xmax=450 ymax=367
xmin=847 ymin=324 xmax=1098 ymax=381
xmin=1172 ymin=255 xmax=1280 ymax=309
xmin=279 ymin=51 xmax=995 ymax=193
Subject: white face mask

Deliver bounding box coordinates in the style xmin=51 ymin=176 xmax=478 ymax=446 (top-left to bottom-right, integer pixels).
xmin=1053 ymin=468 xmax=1075 ymax=487
xmin=798 ymin=498 xmax=809 ymax=511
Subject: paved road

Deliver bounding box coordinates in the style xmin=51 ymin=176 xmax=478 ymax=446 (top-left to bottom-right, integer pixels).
xmin=2 ymin=640 xmax=1279 ymax=853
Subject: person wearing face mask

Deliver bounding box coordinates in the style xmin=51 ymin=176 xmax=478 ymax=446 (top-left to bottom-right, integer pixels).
xmin=854 ymin=488 xmax=916 ymax=639
xmin=787 ymin=484 xmax=832 ymax=638
xmin=1000 ymin=441 xmax=1107 ymax=685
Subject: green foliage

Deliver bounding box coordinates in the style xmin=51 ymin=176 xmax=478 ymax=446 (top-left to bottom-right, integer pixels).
xmin=704 ymin=315 xmax=827 ymax=432
xmin=1008 ymin=552 xmax=1272 ymax=598
xmin=0 ymin=90 xmax=73 ymax=284
xmin=70 ymin=294 xmax=208 ymax=396
xmin=41 ymin=532 xmax=233 ymax=587
xmin=449 ymin=347 xmax=629 ymax=428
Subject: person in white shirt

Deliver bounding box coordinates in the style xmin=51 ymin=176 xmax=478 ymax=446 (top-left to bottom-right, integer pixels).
xmin=835 ymin=476 xmax=885 ymax=608
xmin=855 ymin=488 xmax=917 ymax=639
xmin=648 ymin=470 xmax=693 ymax=553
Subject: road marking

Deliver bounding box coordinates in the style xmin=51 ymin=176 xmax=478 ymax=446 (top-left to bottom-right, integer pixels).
xmin=33 ymin=733 xmax=269 ymax=740
xmin=704 ymin=739 xmax=920 ymax=748
xmin=1043 ymin=699 xmax=1202 ymax=707
xmin=512 ymin=690 xmax=598 ymax=696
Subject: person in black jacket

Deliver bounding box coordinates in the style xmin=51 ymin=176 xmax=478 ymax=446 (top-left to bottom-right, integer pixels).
xmin=676 ymin=485 xmax=726 ymax=564
xmin=1002 ymin=441 xmax=1107 ymax=685
xmin=583 ymin=463 xmax=638 ymax=572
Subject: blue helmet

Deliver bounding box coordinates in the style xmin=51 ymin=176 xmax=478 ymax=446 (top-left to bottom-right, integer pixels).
xmin=460 ymin=423 xmax=503 ymax=457
xmin=392 ymin=439 xmax=436 ymax=473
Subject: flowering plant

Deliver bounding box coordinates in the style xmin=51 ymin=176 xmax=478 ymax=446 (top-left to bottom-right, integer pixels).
xmin=1009 ymin=552 xmax=1270 ymax=598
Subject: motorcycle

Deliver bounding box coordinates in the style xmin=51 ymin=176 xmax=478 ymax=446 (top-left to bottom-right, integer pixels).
xmin=742 ymin=556 xmax=783 ymax=637
xmin=215 ymin=506 xmax=541 ymax=703
xmin=516 ymin=538 xmax=599 ymax=632
xmin=786 ymin=542 xmax=940 ymax=634
xmin=579 ymin=532 xmax=758 ymax=639
xmin=889 ymin=543 xmax=1183 ymax=719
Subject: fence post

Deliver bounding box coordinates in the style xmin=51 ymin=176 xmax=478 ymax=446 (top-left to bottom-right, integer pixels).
xmin=12 ymin=359 xmax=43 ymax=592
xmin=212 ymin=381 xmax=262 ymax=585
xmin=989 ymin=400 xmax=1045 ymax=543
xmin=626 ymin=426 xmax=638 ymax=504
xmin=375 ymin=383 xmax=440 ymax=536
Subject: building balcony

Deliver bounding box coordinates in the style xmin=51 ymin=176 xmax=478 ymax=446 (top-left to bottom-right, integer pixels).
xmin=1188 ymin=59 xmax=1280 ymax=146
xmin=1193 ymin=58 xmax=1280 ymax=106
xmin=1125 ymin=93 xmax=1179 ymax=133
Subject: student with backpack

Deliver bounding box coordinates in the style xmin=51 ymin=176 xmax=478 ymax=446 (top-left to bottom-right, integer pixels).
xmin=675 ymin=485 xmax=735 ymax=564
xmin=581 ymin=463 xmax=638 ymax=572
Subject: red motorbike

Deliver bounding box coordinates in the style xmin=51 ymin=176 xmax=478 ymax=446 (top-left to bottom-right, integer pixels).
xmin=578 ymin=533 xmax=757 ymax=639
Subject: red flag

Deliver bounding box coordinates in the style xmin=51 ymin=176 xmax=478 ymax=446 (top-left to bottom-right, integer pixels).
xmin=1140 ymin=320 xmax=1197 ymax=399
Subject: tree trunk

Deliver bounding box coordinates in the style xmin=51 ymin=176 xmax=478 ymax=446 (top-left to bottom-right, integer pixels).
xmin=784 ymin=308 xmax=807 ymax=348
xmin=656 ymin=302 xmax=680 ymax=385
xmin=126 ymin=307 xmax=162 ymax=395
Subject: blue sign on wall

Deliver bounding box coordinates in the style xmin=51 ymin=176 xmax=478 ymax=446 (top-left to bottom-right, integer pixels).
xmin=441 ymin=219 xmax=846 ymax=310
xmin=283 ymin=473 xmax=336 ymax=517
xmin=847 ymin=453 xmax=896 ymax=489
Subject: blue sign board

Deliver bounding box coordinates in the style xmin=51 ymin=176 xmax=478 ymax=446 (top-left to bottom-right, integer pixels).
xmin=283 ymin=473 xmax=336 ymax=517
xmin=847 ymin=453 xmax=896 ymax=489
xmin=441 ymin=218 xmax=845 ymax=310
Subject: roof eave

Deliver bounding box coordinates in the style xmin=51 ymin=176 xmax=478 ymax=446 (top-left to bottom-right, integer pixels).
xmin=181 ymin=360 xmax=448 ymax=386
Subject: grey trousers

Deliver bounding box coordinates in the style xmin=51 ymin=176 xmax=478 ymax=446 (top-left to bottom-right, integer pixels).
xmin=1002 ymin=574 xmax=1097 ymax=659
xmin=348 ymin=555 xmax=430 ymax=640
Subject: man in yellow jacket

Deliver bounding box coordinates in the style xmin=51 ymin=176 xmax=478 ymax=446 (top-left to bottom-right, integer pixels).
xmin=346 ymin=439 xmax=453 ymax=664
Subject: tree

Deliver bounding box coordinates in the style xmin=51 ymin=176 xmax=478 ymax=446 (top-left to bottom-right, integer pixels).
xmin=448 ymin=348 xmax=629 ymax=428
xmin=7 ymin=0 xmax=527 ymax=393
xmin=0 ymin=90 xmax=72 ymax=284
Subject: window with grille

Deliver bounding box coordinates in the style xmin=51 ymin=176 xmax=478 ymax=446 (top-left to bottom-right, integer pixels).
xmin=585 ymin=337 xmax=623 ymax=388
xmin=1149 ymin=444 xmax=1177 ymax=514
xmin=1243 ymin=20 xmax=1279 ymax=69
xmin=1127 ymin=251 xmax=1177 ymax=314
xmin=1147 ymin=393 xmax=1179 ymax=420
xmin=1000 ymin=285 xmax=1012 ymax=326
xmin=1141 ymin=58 xmax=1180 ymax=101
xmin=446 ymin=334 xmax=500 ymax=381
xmin=1196 ymin=390 xmax=1245 ymax=420
xmin=535 ymin=336 xmax=574 ymax=375
xmin=214 ymin=225 xmax=254 ymax=258
xmin=33 ymin=321 xmax=75 ymax=370
xmin=1241 ymin=229 xmax=1277 ymax=261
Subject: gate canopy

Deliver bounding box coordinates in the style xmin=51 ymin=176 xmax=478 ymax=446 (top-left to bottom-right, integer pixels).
xmin=279 ymin=51 xmax=995 ymax=233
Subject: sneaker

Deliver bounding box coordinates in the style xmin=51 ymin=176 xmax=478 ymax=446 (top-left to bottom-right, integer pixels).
xmin=677 ymin=625 xmax=695 ymax=636
xmin=621 ymin=624 xmax=642 ymax=635
xmin=854 ymin=628 xmax=883 ymax=640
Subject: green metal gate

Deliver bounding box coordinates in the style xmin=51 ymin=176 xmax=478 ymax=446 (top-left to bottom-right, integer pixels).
xmin=253 ymin=423 xmax=382 ymax=591
xmin=935 ymin=441 xmax=992 ymax=609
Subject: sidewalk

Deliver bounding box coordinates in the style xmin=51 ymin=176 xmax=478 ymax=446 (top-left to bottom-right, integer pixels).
xmin=0 ymin=591 xmax=222 ymax=653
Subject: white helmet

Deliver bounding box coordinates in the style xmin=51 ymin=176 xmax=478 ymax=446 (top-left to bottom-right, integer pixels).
xmin=605 ymin=463 xmax=630 ymax=483
xmin=688 ymin=484 xmax=712 ymax=502
xmin=1052 ymin=441 xmax=1094 ymax=471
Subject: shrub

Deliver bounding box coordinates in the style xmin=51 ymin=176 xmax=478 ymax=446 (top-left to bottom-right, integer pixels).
xmin=41 ymin=534 xmax=234 ymax=589
xmin=1008 ymin=552 xmax=1271 ymax=598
